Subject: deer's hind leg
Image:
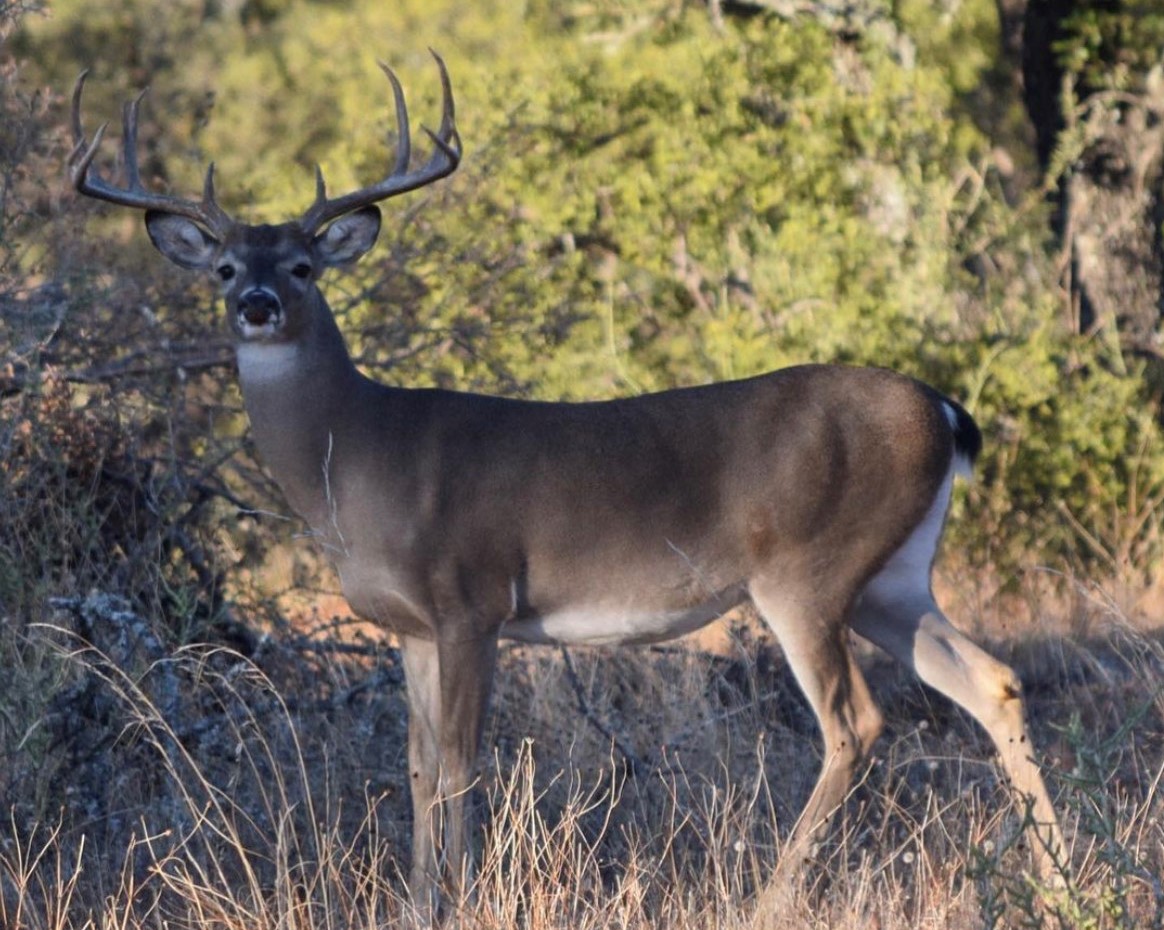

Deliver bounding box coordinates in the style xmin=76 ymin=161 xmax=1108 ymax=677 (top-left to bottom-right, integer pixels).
xmin=851 ymin=584 xmax=1065 ymax=880
xmin=749 ymin=582 xmax=884 ymax=884
xmin=849 ymin=475 xmax=1064 ymax=880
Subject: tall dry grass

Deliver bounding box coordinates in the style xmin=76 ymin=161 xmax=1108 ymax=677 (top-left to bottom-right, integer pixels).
xmin=2 ymin=588 xmax=1162 ymax=930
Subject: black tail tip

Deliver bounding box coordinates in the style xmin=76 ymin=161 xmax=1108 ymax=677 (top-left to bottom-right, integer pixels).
xmin=947 ymin=398 xmax=982 ymax=465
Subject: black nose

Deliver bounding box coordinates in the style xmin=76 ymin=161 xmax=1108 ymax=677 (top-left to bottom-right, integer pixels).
xmin=238 ymin=289 xmax=281 ymax=326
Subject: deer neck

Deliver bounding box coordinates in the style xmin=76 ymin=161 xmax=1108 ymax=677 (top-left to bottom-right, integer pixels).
xmin=234 ymin=299 xmax=367 ymax=533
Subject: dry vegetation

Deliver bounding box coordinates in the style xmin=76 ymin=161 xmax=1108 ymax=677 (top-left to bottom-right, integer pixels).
xmin=2 ymin=524 xmax=1163 ymax=929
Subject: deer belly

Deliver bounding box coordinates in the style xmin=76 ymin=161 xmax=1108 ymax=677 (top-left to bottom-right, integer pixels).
xmin=500 ymin=586 xmax=746 ymax=646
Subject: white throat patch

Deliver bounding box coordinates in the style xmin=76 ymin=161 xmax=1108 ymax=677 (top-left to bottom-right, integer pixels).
xmin=236 ymin=342 xmax=301 ymax=384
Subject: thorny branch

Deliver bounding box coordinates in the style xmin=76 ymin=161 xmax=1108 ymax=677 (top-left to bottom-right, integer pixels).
xmin=0 ymin=345 xmax=236 ymax=397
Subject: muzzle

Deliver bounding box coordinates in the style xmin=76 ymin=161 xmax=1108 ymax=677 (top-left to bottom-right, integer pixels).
xmin=237 ymin=288 xmax=282 ymax=327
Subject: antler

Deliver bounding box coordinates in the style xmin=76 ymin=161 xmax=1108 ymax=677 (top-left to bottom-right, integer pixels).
xmin=298 ymin=50 xmax=462 ymax=236
xmin=69 ymin=70 xmax=234 ymax=238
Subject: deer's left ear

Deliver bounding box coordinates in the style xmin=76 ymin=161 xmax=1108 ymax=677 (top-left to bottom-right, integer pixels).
xmin=314 ymin=206 xmax=382 ymax=267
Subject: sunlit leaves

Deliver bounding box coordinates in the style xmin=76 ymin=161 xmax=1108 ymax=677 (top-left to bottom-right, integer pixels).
xmin=15 ymin=0 xmax=1164 ymax=573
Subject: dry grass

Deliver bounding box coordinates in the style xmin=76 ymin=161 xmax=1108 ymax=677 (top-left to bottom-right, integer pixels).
xmin=2 ymin=584 xmax=1162 ymax=930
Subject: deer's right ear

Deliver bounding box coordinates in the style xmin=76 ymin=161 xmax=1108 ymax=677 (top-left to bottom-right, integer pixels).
xmin=145 ymin=210 xmax=221 ymax=270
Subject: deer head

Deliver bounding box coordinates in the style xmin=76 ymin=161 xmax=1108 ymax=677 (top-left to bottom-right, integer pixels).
xmin=68 ymin=53 xmax=461 ymax=347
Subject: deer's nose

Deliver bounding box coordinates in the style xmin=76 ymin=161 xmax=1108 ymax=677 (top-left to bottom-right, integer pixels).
xmin=238 ymin=289 xmax=282 ymax=326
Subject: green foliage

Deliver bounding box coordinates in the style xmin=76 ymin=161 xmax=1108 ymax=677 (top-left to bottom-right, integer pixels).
xmin=1055 ymin=0 xmax=1164 ymax=91
xmin=12 ymin=0 xmax=1164 ymax=577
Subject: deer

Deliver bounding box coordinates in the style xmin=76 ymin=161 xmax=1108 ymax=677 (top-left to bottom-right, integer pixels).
xmin=68 ymin=53 xmax=1065 ymax=917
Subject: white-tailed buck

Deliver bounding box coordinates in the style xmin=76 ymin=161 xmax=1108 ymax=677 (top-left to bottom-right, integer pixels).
xmin=70 ymin=54 xmax=1064 ymax=913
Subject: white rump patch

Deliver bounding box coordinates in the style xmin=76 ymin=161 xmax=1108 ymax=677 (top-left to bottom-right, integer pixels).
xmin=860 ymin=466 xmax=954 ymax=609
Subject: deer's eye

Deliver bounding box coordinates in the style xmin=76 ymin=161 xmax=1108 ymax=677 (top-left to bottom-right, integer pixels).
xmin=291 ymin=263 xmax=312 ymax=280
xmin=217 ymin=264 xmax=236 ymax=282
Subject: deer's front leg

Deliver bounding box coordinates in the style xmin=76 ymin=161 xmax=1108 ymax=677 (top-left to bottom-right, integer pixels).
xmin=401 ymin=635 xmax=442 ymax=916
xmin=400 ymin=631 xmax=499 ymax=916
xmin=436 ymin=633 xmax=499 ymax=897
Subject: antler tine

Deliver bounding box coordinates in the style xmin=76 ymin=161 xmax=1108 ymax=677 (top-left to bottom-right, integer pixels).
xmin=380 ymin=61 xmax=412 ymax=177
xmin=67 ymin=71 xmax=233 ymax=238
xmin=431 ymin=49 xmax=459 ymax=151
xmin=200 ymin=163 xmax=233 ymax=231
xmin=313 ymin=163 xmax=328 ymax=203
xmin=415 ymin=51 xmax=462 ymax=168
xmin=70 ymin=69 xmax=93 ymax=151
xmin=121 ymin=89 xmax=147 ymax=189
xmin=299 ymin=52 xmax=462 ymax=235
xmin=69 ymin=71 xmax=110 ymax=184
